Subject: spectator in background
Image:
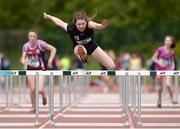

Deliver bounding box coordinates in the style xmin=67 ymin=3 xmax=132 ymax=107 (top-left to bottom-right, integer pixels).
xmin=130 ymin=52 xmax=142 ymax=70
xmin=60 ymin=55 xmax=71 ymax=70
xmin=115 ymin=51 xmax=124 ymax=70
xmin=119 ymin=51 xmax=131 ymax=70
xmin=72 ymin=58 xmax=85 ymax=70
xmin=0 ymin=52 xmax=11 ymax=70
xmin=152 ymin=35 xmax=177 ymax=108
xmin=0 ymin=52 xmax=11 ymax=89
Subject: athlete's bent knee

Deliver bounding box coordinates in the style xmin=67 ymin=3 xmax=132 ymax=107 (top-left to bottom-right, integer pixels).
xmin=106 ymin=63 xmax=115 ymax=70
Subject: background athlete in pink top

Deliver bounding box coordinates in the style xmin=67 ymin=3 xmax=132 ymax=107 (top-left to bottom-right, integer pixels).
xmin=21 ymin=29 xmax=56 ymax=111
xmin=23 ymin=39 xmax=48 ymax=70
xmin=152 ymin=35 xmax=176 ymax=108
xmin=155 ymin=46 xmax=175 ymax=70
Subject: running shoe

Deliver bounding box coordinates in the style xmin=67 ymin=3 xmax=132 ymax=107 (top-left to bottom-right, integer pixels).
xmin=42 ymin=93 xmax=47 ymax=106
xmin=157 ymin=100 xmax=161 ymax=108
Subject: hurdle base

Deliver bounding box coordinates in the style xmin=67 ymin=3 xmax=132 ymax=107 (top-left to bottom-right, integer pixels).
xmin=34 ymin=121 xmax=41 ymax=126
xmin=122 ymin=113 xmax=128 ymax=118
xmin=123 ymin=121 xmax=130 ymax=126
xmin=49 ymin=121 xmax=56 ymax=126
xmin=136 ymin=121 xmax=142 ymax=126
xmin=59 ymin=113 xmax=64 ymax=117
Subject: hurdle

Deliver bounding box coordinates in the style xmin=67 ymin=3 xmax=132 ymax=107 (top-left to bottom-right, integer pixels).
xmin=0 ymin=70 xmax=179 ymax=127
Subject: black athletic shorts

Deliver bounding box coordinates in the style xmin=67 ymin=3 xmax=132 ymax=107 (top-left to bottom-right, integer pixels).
xmin=73 ymin=42 xmax=98 ymax=55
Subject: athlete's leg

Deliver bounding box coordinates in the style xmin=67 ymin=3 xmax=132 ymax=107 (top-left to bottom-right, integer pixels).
xmin=27 ymin=75 xmax=47 ymax=108
xmin=38 ymin=75 xmax=47 ymax=106
xmin=38 ymin=76 xmax=45 ymax=94
xmin=157 ymin=77 xmax=163 ymax=107
xmin=91 ymin=47 xmax=115 ymax=69
xmin=165 ymin=76 xmax=175 ymax=104
xmin=74 ymin=45 xmax=87 ymax=61
xmin=27 ymin=76 xmax=35 ymax=108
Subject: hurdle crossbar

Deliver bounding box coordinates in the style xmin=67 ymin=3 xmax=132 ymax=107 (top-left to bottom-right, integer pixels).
xmin=0 ymin=70 xmax=180 ymax=76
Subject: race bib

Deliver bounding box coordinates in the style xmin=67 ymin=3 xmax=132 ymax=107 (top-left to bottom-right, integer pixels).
xmin=159 ymin=58 xmax=171 ymax=66
xmin=27 ymin=56 xmax=40 ymax=67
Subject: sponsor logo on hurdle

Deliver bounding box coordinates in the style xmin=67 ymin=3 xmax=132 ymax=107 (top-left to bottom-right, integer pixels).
xmin=19 ymin=71 xmax=26 ymax=75
xmin=63 ymin=70 xmax=71 ymax=76
xmin=100 ymin=71 xmax=107 ymax=75
xmin=72 ymin=71 xmax=78 ymax=75
xmin=0 ymin=71 xmax=18 ymax=76
xmin=108 ymin=70 xmax=115 ymax=76
xmin=86 ymin=71 xmax=91 ymax=75
xmin=174 ymin=71 xmax=179 ymax=75
xmin=160 ymin=71 xmax=165 ymax=75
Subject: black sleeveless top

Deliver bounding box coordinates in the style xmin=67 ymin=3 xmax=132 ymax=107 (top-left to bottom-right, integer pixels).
xmin=67 ymin=22 xmax=95 ymax=48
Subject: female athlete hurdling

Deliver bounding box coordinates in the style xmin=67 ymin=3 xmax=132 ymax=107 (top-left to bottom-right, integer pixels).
xmin=43 ymin=11 xmax=115 ymax=69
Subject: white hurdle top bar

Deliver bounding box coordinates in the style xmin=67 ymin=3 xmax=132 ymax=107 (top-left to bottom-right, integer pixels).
xmin=0 ymin=70 xmax=180 ymax=76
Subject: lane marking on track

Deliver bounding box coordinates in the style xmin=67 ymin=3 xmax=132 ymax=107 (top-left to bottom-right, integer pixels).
xmin=129 ymin=110 xmax=134 ymax=129
xmin=16 ymin=104 xmax=60 ymax=107
xmin=0 ymin=109 xmax=7 ymax=113
xmin=39 ymin=101 xmax=80 ymax=129
xmin=0 ymin=114 xmax=124 ymax=118
xmin=53 ymin=123 xmax=124 ymax=127
xmin=54 ymin=114 xmax=123 ymax=118
xmin=0 ymin=122 xmax=180 ymax=127
xmin=142 ymin=123 xmax=180 ymax=127
xmin=75 ymin=104 xmax=122 ymax=107
xmin=7 ymin=108 xmax=59 ymax=112
xmin=141 ymin=104 xmax=180 ymax=107
xmin=80 ymin=101 xmax=121 ymax=104
xmin=141 ymin=108 xmax=180 ymax=111
xmin=70 ymin=108 xmax=122 ymax=112
xmin=0 ymin=114 xmax=49 ymax=118
xmin=142 ymin=114 xmax=180 ymax=118
xmin=0 ymin=104 xmax=15 ymax=113
xmin=0 ymin=123 xmax=34 ymax=126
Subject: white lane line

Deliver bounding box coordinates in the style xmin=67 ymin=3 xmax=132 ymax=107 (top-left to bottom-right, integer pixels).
xmin=0 ymin=122 xmax=124 ymax=127
xmin=0 ymin=123 xmax=34 ymax=126
xmin=0 ymin=108 xmax=7 ymax=113
xmin=0 ymin=114 xmax=49 ymax=118
xmin=0 ymin=104 xmax=16 ymax=113
xmin=8 ymin=108 xmax=59 ymax=112
xmin=39 ymin=102 xmax=79 ymax=129
xmin=141 ymin=104 xmax=180 ymax=107
xmin=75 ymin=104 xmax=122 ymax=107
xmin=17 ymin=104 xmax=60 ymax=107
xmin=0 ymin=114 xmax=123 ymax=118
xmin=142 ymin=123 xmax=180 ymax=127
xmin=142 ymin=114 xmax=180 ymax=118
xmin=70 ymin=108 xmax=122 ymax=112
xmin=62 ymin=114 xmax=123 ymax=118
xmin=128 ymin=110 xmax=134 ymax=129
xmin=142 ymin=108 xmax=180 ymax=111
xmin=80 ymin=101 xmax=120 ymax=104
xmin=0 ymin=104 xmax=6 ymax=106
xmin=7 ymin=111 xmax=179 ymax=119
xmin=54 ymin=123 xmax=124 ymax=127
xmin=1 ymin=122 xmax=180 ymax=127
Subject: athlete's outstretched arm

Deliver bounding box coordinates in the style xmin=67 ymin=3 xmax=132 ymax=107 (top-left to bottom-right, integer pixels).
xmin=152 ymin=52 xmax=161 ymax=65
xmin=21 ymin=52 xmax=27 ymax=66
xmin=43 ymin=12 xmax=68 ymax=32
xmin=44 ymin=44 xmax=57 ymax=68
xmin=152 ymin=51 xmax=165 ymax=67
xmin=88 ymin=19 xmax=108 ymax=30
